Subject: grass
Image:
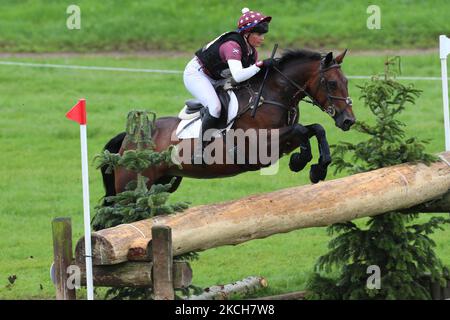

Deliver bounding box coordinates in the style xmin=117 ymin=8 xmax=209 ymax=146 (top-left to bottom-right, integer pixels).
xmin=0 ymin=52 xmax=449 ymax=299
xmin=0 ymin=0 xmax=449 ymax=52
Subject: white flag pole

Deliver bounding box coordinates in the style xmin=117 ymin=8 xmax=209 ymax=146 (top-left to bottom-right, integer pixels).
xmin=79 ymin=123 xmax=94 ymax=300
xmin=66 ymin=99 xmax=94 ymax=300
xmin=440 ymin=35 xmax=450 ymax=151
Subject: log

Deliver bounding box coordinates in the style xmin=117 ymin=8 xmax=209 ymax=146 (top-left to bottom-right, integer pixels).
xmin=127 ymin=192 xmax=450 ymax=262
xmin=78 ymin=261 xmax=192 ymax=288
xmin=76 ymin=152 xmax=450 ymax=265
xmin=252 ymin=290 xmax=307 ymax=300
xmin=127 ymin=238 xmax=151 ymax=261
xmin=400 ymin=191 xmax=450 ymax=214
xmin=125 ymin=192 xmax=450 ymax=262
xmin=186 ymin=276 xmax=268 ymax=300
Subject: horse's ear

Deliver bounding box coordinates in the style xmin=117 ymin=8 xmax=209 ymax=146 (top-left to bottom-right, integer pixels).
xmin=324 ymin=52 xmax=333 ymax=66
xmin=335 ymin=49 xmax=348 ymax=64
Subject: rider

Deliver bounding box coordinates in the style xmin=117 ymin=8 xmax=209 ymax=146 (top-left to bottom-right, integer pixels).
xmin=183 ymin=7 xmax=276 ymax=160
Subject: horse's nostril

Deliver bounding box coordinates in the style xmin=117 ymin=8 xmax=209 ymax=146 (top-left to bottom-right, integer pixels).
xmin=343 ymin=119 xmax=354 ymax=129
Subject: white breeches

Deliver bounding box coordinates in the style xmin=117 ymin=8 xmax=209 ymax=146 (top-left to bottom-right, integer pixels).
xmin=183 ymin=57 xmax=222 ymax=118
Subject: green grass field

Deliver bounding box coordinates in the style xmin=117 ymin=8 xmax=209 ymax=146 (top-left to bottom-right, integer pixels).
xmin=0 ymin=0 xmax=448 ymax=52
xmin=0 ymin=51 xmax=449 ymax=299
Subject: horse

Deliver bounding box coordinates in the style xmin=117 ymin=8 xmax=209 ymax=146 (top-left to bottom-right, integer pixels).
xmin=101 ymin=49 xmax=355 ymax=199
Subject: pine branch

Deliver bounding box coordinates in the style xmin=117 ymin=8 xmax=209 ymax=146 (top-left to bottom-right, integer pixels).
xmin=91 ymin=110 xmax=196 ymax=300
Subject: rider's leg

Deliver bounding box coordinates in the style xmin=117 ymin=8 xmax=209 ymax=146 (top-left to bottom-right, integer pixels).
xmin=184 ymin=58 xmax=221 ymax=162
xmin=183 ymin=58 xmax=222 ymax=118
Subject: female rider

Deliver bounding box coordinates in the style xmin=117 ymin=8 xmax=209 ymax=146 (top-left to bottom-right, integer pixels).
xmin=183 ymin=8 xmax=276 ymax=161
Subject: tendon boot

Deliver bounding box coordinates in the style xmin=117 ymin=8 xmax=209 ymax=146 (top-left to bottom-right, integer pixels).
xmin=192 ymin=109 xmax=219 ymax=165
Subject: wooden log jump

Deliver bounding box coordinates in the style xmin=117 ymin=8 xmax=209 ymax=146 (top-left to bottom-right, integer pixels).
xmin=52 ymin=221 xmax=192 ymax=299
xmin=76 ymin=152 xmax=450 ymax=266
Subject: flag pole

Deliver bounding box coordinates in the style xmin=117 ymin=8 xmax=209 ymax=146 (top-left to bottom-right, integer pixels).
xmin=79 ymin=122 xmax=94 ymax=300
xmin=440 ymin=35 xmax=450 ymax=151
xmin=66 ymin=99 xmax=94 ymax=300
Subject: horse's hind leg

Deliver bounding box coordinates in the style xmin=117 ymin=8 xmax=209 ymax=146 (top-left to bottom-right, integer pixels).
xmin=101 ymin=132 xmax=126 ymax=205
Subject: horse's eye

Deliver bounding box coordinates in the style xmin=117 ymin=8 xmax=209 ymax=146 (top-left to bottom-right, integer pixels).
xmin=328 ymin=80 xmax=337 ymax=90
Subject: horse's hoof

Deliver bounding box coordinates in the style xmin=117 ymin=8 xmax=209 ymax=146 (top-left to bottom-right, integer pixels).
xmin=289 ymin=152 xmax=311 ymax=172
xmin=309 ymin=164 xmax=328 ymax=184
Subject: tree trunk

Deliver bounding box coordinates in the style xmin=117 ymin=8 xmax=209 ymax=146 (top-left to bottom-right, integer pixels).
xmin=76 ymin=152 xmax=450 ymax=265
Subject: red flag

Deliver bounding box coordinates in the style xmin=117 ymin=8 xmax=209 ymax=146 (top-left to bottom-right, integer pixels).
xmin=66 ymin=99 xmax=86 ymax=125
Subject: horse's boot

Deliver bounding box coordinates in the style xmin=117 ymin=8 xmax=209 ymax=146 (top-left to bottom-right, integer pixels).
xmin=192 ymin=109 xmax=219 ymax=165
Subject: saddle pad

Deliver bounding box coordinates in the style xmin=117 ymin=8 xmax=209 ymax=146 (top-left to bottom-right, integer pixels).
xmin=175 ymin=91 xmax=239 ymax=139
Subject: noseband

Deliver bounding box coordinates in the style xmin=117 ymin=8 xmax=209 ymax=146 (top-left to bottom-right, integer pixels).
xmin=273 ymin=61 xmax=353 ymax=117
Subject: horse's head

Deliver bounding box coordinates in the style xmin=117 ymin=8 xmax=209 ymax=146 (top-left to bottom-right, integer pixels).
xmin=306 ymin=50 xmax=355 ymax=131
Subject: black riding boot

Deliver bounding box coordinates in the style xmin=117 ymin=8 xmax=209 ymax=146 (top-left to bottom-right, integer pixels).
xmin=192 ymin=109 xmax=219 ymax=165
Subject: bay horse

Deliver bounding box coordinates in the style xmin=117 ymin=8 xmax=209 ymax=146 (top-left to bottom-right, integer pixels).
xmin=101 ymin=49 xmax=355 ymax=198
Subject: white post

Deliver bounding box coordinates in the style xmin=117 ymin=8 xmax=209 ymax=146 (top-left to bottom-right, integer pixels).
xmin=440 ymin=35 xmax=450 ymax=151
xmin=79 ymin=124 xmax=94 ymax=300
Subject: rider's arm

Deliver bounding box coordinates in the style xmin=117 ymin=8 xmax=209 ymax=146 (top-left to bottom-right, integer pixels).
xmin=220 ymin=40 xmax=262 ymax=83
xmin=227 ymin=59 xmax=261 ymax=83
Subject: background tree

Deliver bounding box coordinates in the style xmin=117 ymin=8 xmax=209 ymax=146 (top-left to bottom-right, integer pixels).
xmin=307 ymin=57 xmax=450 ymax=300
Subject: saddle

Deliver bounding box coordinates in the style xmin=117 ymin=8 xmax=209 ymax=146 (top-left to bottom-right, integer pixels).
xmin=184 ymin=79 xmax=235 ymax=130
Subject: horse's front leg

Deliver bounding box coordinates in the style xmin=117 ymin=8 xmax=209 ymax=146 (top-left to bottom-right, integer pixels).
xmin=280 ymin=123 xmax=314 ymax=173
xmin=305 ymin=124 xmax=331 ymax=183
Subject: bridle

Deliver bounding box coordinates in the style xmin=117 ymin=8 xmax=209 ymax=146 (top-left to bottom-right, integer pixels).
xmin=272 ymin=60 xmax=353 ymax=118
xmin=220 ymin=57 xmax=354 ymax=130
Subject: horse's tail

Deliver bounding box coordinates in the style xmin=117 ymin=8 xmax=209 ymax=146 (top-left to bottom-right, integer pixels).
xmin=101 ymin=132 xmax=126 ymax=206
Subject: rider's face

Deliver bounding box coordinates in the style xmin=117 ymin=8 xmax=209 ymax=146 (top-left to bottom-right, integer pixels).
xmin=247 ymin=32 xmax=265 ymax=47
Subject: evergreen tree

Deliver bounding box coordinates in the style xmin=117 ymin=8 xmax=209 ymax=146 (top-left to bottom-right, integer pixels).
xmin=307 ymin=57 xmax=450 ymax=300
xmin=92 ymin=110 xmax=200 ymax=299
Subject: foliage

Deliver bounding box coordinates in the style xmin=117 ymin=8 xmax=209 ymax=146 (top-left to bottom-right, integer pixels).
xmin=91 ymin=110 xmax=198 ymax=299
xmin=92 ymin=178 xmax=189 ymax=230
xmin=306 ymin=57 xmax=450 ymax=300
xmin=92 ymin=110 xmax=185 ymax=230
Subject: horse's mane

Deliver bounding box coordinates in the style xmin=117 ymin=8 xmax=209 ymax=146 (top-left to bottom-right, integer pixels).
xmin=249 ymin=49 xmax=322 ymax=84
xmin=277 ymin=49 xmax=322 ymax=65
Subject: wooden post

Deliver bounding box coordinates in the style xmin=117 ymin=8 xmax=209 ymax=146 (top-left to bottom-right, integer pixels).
xmin=431 ymin=280 xmax=442 ymax=300
xmin=52 ymin=217 xmax=76 ymax=300
xmin=444 ymin=280 xmax=450 ymax=299
xmin=151 ymin=225 xmax=174 ymax=300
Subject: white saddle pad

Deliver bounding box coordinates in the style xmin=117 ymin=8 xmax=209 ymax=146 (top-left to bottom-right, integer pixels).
xmin=175 ymin=91 xmax=239 ymax=139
